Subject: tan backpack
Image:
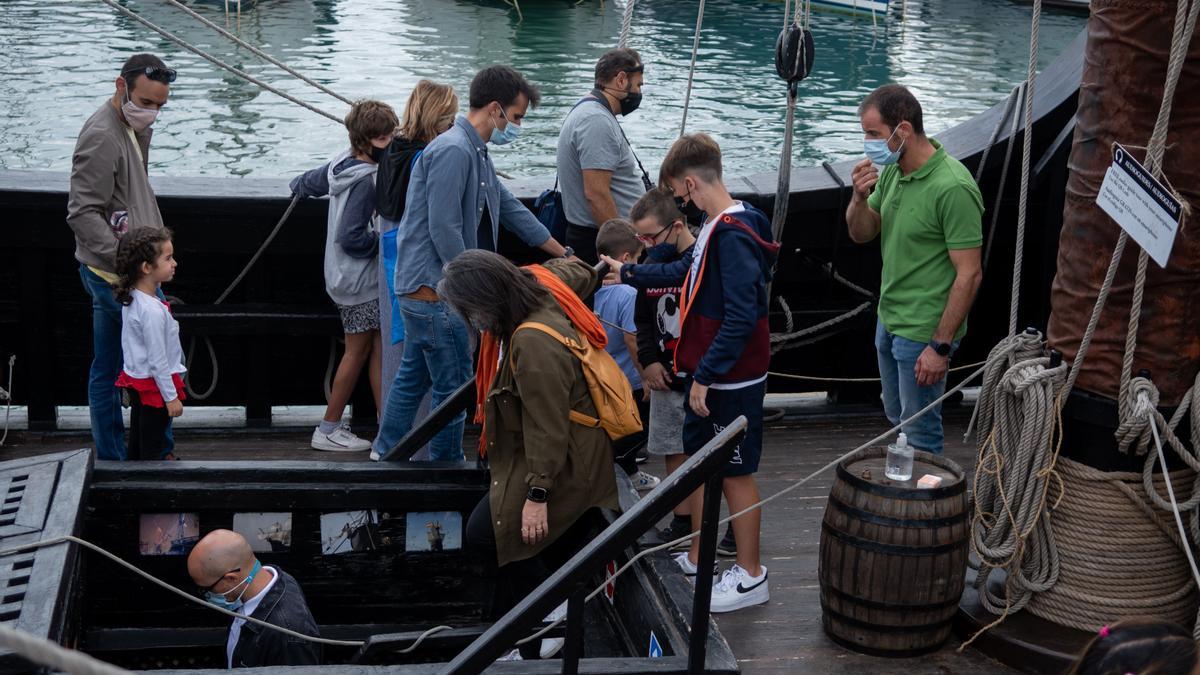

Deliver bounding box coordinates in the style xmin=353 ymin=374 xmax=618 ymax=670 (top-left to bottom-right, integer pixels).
xmin=515 ymin=321 xmax=643 ymax=441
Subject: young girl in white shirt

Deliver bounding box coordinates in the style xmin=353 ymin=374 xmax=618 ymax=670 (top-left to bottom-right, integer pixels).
xmin=112 ymin=227 xmax=186 ymax=460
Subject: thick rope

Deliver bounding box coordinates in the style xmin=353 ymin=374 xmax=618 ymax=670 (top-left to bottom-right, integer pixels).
xmin=1008 ymin=0 xmax=1041 ymax=335
xmin=163 ymin=0 xmax=353 ymax=105
xmin=1025 ymin=458 xmax=1198 ymax=634
xmin=617 ymin=0 xmax=636 ymax=48
xmin=678 ymin=0 xmax=706 ymax=136
xmin=96 ymin=0 xmax=343 ymax=124
xmin=964 ymin=331 xmax=1067 ymax=638
xmin=769 ymin=301 xmax=872 ymax=353
xmin=1011 ymin=0 xmax=1200 ymax=640
xmin=1112 ymin=0 xmax=1199 ymax=454
xmin=0 ymin=623 xmax=132 ymax=675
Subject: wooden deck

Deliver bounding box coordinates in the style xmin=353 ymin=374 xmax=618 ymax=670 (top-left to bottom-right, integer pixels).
xmin=7 ymin=405 xmax=1016 ymax=673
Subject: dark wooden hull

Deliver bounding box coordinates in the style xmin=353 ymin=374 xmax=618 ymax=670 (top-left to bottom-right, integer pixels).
xmin=0 ymin=31 xmax=1085 ymax=430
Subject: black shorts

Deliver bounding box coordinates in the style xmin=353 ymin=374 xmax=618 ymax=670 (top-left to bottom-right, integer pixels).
xmin=682 ymin=380 xmax=765 ymax=477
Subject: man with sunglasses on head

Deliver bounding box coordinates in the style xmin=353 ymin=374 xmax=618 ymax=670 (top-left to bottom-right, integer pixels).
xmin=187 ymin=529 xmax=321 ymax=668
xmin=556 ymin=48 xmax=651 ymax=264
xmin=68 ymin=53 xmax=175 ymax=461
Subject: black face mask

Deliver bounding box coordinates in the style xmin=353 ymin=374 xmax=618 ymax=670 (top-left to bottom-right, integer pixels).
xmin=619 ymin=89 xmax=642 ymax=116
xmin=370 ymin=145 xmax=388 ymax=163
xmin=674 ymin=196 xmax=706 ymax=227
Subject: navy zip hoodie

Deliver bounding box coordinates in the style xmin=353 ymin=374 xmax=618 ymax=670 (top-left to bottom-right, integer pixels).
xmin=620 ymin=203 xmax=779 ymax=387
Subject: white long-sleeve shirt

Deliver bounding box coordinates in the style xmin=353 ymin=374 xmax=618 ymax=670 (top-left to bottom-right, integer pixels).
xmin=121 ymin=289 xmax=187 ymax=403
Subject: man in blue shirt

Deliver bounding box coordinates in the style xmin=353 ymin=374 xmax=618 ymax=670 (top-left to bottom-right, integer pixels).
xmin=372 ymin=65 xmax=569 ymax=462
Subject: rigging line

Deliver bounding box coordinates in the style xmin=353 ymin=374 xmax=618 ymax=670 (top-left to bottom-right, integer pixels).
xmin=618 ymin=0 xmax=636 ymax=48
xmin=163 ymin=0 xmax=353 ymax=106
xmin=96 ymin=0 xmax=343 ymax=124
xmin=678 ymin=0 xmax=707 ymax=136
xmin=1008 ymin=0 xmax=1041 ymax=334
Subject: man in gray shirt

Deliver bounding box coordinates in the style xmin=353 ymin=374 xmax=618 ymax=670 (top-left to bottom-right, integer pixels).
xmin=67 ymin=53 xmax=174 ymax=461
xmin=556 ymin=48 xmax=650 ymax=264
xmin=371 ymin=65 xmax=568 ymax=462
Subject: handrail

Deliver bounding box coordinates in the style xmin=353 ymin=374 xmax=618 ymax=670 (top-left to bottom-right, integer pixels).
xmin=443 ymin=416 xmax=748 ymax=674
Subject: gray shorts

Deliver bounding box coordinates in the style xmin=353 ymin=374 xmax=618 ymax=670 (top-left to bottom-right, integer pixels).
xmin=648 ymin=388 xmax=686 ymax=456
xmin=336 ymin=299 xmax=380 ymax=334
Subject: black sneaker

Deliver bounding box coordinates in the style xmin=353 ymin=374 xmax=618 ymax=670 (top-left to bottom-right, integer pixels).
xmin=717 ymin=524 xmax=737 ymax=557
xmin=659 ymin=516 xmax=693 ymax=551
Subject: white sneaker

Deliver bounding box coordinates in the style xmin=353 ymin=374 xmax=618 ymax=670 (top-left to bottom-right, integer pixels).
xmin=709 ymin=564 xmax=768 ymax=613
xmin=672 ymin=551 xmax=717 ymax=583
xmin=311 ymin=424 xmax=371 ymax=452
xmin=369 ymin=449 xmax=382 ymax=461
xmin=496 ymin=649 xmax=523 ymax=661
xmin=539 ymin=601 xmax=567 ymax=659
xmin=630 ymin=470 xmax=661 ymax=491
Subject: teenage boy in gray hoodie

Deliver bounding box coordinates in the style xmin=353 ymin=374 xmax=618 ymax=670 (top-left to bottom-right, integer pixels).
xmin=291 ymin=100 xmax=399 ymax=452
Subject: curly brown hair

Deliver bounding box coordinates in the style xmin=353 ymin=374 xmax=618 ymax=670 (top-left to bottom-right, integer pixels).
xmin=112 ymin=227 xmax=173 ymax=306
xmin=345 ymin=99 xmax=399 ymax=157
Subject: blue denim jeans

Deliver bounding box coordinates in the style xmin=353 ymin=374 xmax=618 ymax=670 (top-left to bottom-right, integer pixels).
xmin=373 ymin=298 xmax=472 ymax=461
xmin=874 ymin=319 xmax=956 ymax=454
xmin=79 ymin=264 xmax=174 ymax=460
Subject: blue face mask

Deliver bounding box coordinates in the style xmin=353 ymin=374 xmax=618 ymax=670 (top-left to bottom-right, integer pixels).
xmin=489 ymin=106 xmax=521 ymax=146
xmin=205 ymin=560 xmax=260 ymax=611
xmin=864 ymin=126 xmax=905 ymax=165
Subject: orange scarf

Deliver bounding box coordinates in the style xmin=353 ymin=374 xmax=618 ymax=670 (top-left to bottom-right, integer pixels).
xmin=474 ymin=264 xmax=605 ymax=457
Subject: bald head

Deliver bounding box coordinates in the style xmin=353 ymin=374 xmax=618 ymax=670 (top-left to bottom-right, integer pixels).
xmin=187 ymin=529 xmax=254 ymax=587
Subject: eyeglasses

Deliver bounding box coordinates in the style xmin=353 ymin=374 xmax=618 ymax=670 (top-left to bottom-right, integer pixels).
xmin=636 ymin=222 xmax=674 ymax=246
xmin=123 ymin=66 xmax=177 ymax=84
xmin=198 ymin=567 xmax=241 ymax=593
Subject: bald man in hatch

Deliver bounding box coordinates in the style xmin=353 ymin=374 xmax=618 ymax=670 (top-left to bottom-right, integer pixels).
xmin=187 ymin=529 xmax=322 ymax=668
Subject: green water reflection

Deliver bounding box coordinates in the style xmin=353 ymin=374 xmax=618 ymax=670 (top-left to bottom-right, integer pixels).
xmin=0 ymin=0 xmax=1083 ymax=179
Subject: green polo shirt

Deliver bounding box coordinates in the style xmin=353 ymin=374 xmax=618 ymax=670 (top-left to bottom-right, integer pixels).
xmin=867 ymin=139 xmax=983 ymax=343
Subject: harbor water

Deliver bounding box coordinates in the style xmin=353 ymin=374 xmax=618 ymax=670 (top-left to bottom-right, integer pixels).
xmin=0 ymin=0 xmax=1082 ymax=179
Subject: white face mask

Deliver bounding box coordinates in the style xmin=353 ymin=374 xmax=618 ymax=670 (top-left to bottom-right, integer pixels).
xmin=122 ymin=90 xmax=160 ymax=131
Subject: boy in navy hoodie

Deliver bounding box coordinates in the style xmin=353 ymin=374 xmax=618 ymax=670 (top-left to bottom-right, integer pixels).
xmin=601 ymin=133 xmax=778 ymax=613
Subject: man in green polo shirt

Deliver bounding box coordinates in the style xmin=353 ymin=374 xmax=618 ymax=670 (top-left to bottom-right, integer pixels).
xmin=845 ymin=84 xmax=983 ymax=454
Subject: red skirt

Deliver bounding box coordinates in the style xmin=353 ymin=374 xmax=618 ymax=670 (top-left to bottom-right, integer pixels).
xmin=116 ymin=372 xmax=187 ymax=409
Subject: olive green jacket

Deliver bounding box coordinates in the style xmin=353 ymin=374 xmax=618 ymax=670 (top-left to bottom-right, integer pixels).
xmin=484 ymin=259 xmax=619 ymax=566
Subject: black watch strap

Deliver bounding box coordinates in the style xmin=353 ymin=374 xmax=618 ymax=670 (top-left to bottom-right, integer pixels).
xmin=930 ymin=340 xmax=952 ymax=357
xmin=527 ymin=487 xmax=549 ymax=503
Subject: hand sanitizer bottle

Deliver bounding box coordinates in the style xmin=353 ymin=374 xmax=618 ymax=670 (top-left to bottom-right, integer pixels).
xmin=885 ymin=432 xmax=914 ymax=482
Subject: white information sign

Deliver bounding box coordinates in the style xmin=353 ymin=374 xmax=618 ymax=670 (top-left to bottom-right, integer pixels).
xmin=1095 ymin=143 xmax=1182 ymax=268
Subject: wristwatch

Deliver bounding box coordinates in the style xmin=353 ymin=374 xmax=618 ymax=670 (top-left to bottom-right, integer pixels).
xmin=527 ymin=487 xmax=549 ymax=503
xmin=562 ymin=246 xmax=575 ymax=259
xmin=929 ymin=340 xmax=952 ymax=357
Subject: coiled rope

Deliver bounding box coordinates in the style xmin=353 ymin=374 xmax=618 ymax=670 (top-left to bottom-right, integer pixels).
xmin=965 ymin=330 xmax=1066 ymax=639
xmin=965 ymin=0 xmax=1200 ymax=644
xmin=96 ymin=0 xmax=343 ymax=124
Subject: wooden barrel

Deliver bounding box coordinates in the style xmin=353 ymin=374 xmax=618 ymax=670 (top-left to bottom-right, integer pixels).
xmin=818 ymin=447 xmax=969 ymax=657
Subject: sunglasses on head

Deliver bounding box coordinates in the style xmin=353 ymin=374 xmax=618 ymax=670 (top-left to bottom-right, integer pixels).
xmin=123 ymin=66 xmax=177 ymax=84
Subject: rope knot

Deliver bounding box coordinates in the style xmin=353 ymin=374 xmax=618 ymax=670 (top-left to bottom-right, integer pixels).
xmin=1115 ymin=377 xmax=1160 ymax=455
